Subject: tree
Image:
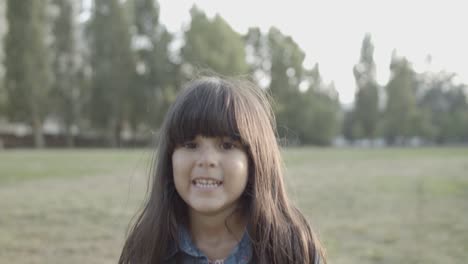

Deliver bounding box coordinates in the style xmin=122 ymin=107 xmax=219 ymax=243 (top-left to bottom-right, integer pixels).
xmin=50 ymin=0 xmax=81 ymax=147
xmin=300 ymin=65 xmax=341 ymax=145
xmin=352 ymin=34 xmax=379 ymax=140
xmin=4 ymin=0 xmax=51 ymax=148
xmin=0 ymin=0 xmax=6 ymax=117
xmin=245 ymin=27 xmax=340 ymax=145
xmin=181 ymin=6 xmax=248 ymax=77
xmin=129 ymin=0 xmax=177 ymax=132
xmin=382 ymin=53 xmax=418 ymax=144
xmin=342 ymin=108 xmax=357 ymax=142
xmin=417 ymin=71 xmax=468 ymax=143
xmin=267 ymin=27 xmax=304 ymax=105
xmin=88 ymin=0 xmax=135 ymax=147
xmin=245 ymin=27 xmax=312 ymax=138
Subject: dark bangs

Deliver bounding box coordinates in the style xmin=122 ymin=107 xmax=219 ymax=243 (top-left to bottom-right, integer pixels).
xmin=166 ymin=80 xmax=243 ymax=147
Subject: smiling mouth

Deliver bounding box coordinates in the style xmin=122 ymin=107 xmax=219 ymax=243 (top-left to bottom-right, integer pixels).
xmin=192 ymin=178 xmax=223 ymax=188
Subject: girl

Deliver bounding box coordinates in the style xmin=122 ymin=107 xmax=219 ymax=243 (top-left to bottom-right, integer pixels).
xmin=119 ymin=76 xmax=326 ymax=263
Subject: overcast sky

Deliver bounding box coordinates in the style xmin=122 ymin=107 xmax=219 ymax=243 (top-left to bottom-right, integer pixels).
xmin=158 ymin=0 xmax=468 ymax=104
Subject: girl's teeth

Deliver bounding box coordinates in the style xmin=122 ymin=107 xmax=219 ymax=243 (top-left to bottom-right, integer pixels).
xmin=193 ymin=179 xmax=221 ymax=188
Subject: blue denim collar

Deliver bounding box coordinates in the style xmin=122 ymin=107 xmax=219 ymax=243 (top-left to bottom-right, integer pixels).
xmin=166 ymin=225 xmax=252 ymax=263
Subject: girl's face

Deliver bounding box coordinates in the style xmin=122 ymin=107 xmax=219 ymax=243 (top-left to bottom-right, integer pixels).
xmin=172 ymin=135 xmax=249 ymax=216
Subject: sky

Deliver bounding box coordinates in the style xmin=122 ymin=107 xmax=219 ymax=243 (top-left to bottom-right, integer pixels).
xmin=157 ymin=0 xmax=468 ymax=105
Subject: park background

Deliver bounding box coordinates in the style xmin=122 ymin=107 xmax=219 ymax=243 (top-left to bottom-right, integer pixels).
xmin=0 ymin=0 xmax=467 ymax=263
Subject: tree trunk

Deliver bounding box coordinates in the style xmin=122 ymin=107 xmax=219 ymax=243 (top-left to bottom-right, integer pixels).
xmin=107 ymin=117 xmax=121 ymax=148
xmin=31 ymin=116 xmax=45 ymax=148
xmin=65 ymin=124 xmax=75 ymax=148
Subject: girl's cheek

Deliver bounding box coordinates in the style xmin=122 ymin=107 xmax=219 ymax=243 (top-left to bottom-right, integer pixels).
xmin=172 ymin=151 xmax=188 ymax=174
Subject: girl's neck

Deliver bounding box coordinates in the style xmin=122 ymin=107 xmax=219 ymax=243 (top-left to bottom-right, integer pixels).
xmin=189 ymin=208 xmax=247 ymax=244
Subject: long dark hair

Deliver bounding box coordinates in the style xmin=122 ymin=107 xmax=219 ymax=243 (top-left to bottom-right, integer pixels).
xmin=118 ymin=76 xmax=326 ymax=263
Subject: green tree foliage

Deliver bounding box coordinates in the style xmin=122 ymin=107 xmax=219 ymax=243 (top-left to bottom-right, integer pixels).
xmin=300 ymin=66 xmax=341 ymax=145
xmin=267 ymin=27 xmax=304 ymax=107
xmin=88 ymin=0 xmax=135 ymax=147
xmin=4 ymin=0 xmax=51 ymax=148
xmin=181 ymin=6 xmax=248 ymax=77
xmin=245 ymin=27 xmax=340 ymax=145
xmin=267 ymin=28 xmax=304 ymax=140
xmin=244 ymin=27 xmax=269 ymax=86
xmin=342 ymin=109 xmax=356 ymax=142
xmin=50 ymin=0 xmax=81 ymax=147
xmin=129 ymin=0 xmax=177 ymax=131
xmin=383 ymin=53 xmax=419 ymax=144
xmin=352 ymin=34 xmax=379 ymax=140
xmin=0 ymin=1 xmax=6 ymax=116
xmin=246 ymin=27 xmax=303 ymax=143
xmin=417 ymin=71 xmax=468 ymax=143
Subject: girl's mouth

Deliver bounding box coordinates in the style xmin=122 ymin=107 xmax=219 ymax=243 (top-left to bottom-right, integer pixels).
xmin=192 ymin=178 xmax=223 ymax=188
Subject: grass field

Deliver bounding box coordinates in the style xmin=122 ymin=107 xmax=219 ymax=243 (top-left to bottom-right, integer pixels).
xmin=0 ymin=147 xmax=467 ymax=264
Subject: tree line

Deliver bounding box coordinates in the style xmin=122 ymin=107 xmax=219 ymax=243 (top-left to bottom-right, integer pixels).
xmin=1 ymin=0 xmax=467 ymax=148
xmin=345 ymin=35 xmax=468 ymax=145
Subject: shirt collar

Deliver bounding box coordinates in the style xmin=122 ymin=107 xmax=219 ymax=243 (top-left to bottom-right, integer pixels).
xmin=178 ymin=226 xmax=204 ymax=257
xmin=166 ymin=225 xmax=252 ymax=263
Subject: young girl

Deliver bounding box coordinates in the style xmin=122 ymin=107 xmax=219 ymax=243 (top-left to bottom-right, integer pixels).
xmin=118 ymin=77 xmax=326 ymax=264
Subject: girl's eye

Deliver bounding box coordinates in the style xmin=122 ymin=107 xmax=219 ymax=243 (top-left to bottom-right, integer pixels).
xmin=182 ymin=142 xmax=197 ymax=149
xmin=221 ymin=141 xmax=235 ymax=150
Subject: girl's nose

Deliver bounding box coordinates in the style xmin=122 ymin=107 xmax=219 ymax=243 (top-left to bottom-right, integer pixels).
xmin=196 ymin=145 xmax=218 ymax=168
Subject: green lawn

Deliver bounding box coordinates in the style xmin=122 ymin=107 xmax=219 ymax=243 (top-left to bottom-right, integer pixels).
xmin=0 ymin=147 xmax=467 ymax=264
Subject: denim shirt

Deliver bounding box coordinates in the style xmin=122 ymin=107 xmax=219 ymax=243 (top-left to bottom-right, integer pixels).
xmin=164 ymin=226 xmax=322 ymax=264
xmin=165 ymin=226 xmax=252 ymax=264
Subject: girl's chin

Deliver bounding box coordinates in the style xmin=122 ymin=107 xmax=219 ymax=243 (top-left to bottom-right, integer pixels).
xmin=187 ymin=200 xmax=237 ymax=216
xmin=189 ymin=202 xmax=223 ymax=214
